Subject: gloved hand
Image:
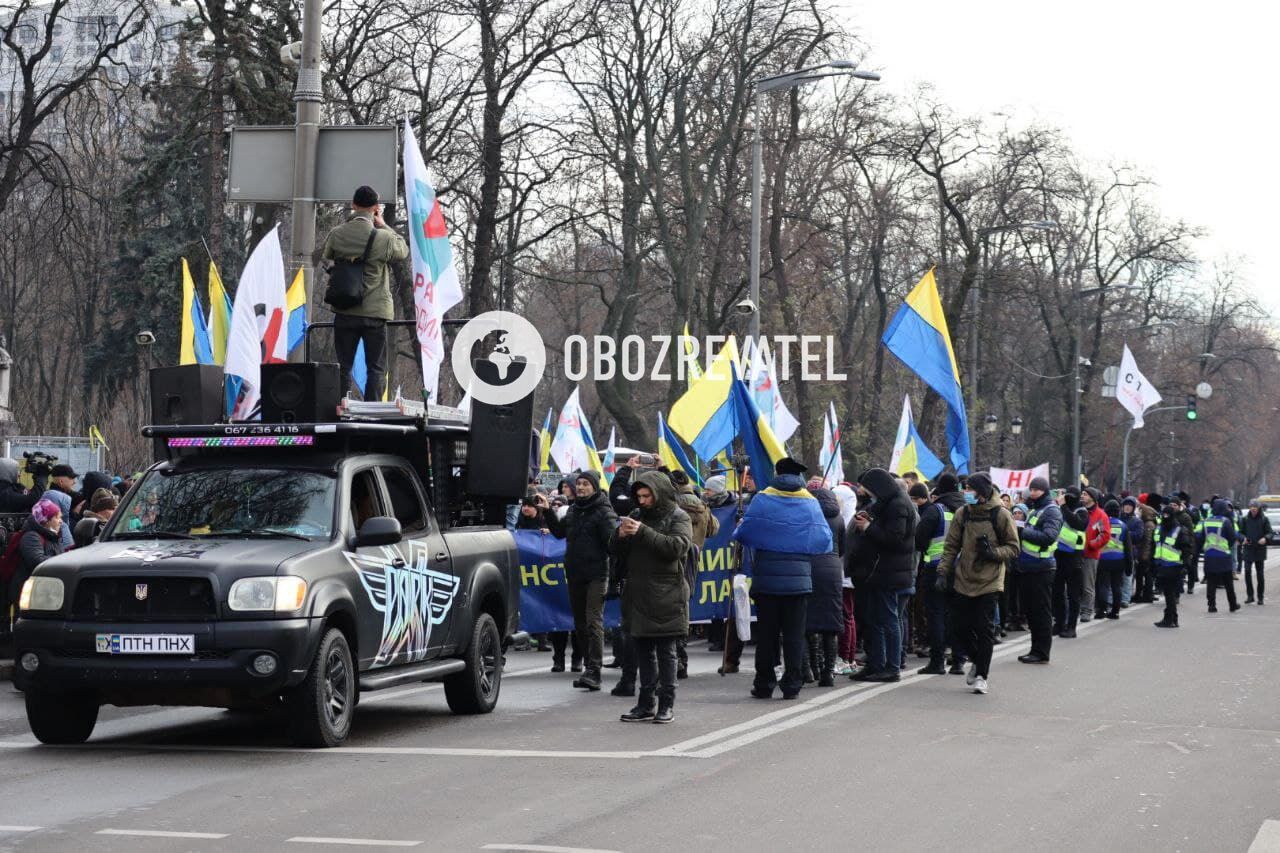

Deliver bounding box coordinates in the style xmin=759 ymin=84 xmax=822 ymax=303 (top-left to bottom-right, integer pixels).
xmin=933 ymin=572 xmax=949 ymax=593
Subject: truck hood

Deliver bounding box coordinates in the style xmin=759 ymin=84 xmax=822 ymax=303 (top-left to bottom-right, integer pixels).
xmin=38 ymin=537 xmax=320 ymax=582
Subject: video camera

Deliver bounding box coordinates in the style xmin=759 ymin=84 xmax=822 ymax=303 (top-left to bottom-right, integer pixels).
xmin=22 ymin=451 xmax=58 ymax=478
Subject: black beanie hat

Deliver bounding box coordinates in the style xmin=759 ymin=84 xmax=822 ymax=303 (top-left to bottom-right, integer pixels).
xmin=1028 ymin=476 xmax=1050 ymax=493
xmin=967 ymin=472 xmax=995 ymax=501
xmin=934 ymin=472 xmax=961 ymax=495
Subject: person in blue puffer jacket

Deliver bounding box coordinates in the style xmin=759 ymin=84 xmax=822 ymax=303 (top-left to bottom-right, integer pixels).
xmin=733 ymin=457 xmax=832 ymax=701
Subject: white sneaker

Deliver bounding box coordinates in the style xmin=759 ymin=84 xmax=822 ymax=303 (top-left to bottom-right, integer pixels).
xmin=964 ymin=662 xmax=978 ymax=686
xmin=972 ymin=676 xmax=989 ymax=695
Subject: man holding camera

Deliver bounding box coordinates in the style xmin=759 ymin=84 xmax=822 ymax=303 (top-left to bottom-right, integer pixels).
xmin=935 ymin=473 xmax=1020 ymax=695
xmin=320 ymin=185 xmax=409 ymax=400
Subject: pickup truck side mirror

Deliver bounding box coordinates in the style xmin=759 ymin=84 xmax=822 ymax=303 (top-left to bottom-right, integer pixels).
xmin=355 ymin=516 xmax=402 ymax=548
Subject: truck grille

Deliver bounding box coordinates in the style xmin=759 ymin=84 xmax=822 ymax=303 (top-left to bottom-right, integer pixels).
xmin=71 ymin=577 xmax=217 ymax=622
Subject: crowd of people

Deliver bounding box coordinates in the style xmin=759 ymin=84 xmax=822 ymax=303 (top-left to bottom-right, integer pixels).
xmin=1 ymin=462 xmax=140 ymax=637
xmin=515 ymin=455 xmax=1273 ymax=719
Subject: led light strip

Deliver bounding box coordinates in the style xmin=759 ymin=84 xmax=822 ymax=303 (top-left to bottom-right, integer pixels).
xmin=167 ymin=436 xmax=316 ymax=448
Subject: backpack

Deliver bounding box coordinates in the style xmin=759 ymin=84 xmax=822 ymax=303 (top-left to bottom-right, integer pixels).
xmin=322 ymin=226 xmax=379 ymax=310
xmin=0 ymin=529 xmax=22 ymax=585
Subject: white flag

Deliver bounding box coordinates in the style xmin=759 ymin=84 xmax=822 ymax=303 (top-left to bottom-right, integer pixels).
xmin=1116 ymin=344 xmax=1162 ymax=428
xmin=404 ymin=120 xmax=464 ymax=403
xmin=888 ymin=394 xmax=913 ymax=476
xmin=818 ymin=401 xmax=843 ymax=487
xmin=549 ymin=387 xmax=592 ymax=474
xmin=225 ymin=227 xmax=288 ymax=420
xmin=750 ymin=341 xmax=799 ymax=442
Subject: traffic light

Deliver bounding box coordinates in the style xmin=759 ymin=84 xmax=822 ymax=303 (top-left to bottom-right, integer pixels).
xmin=1186 ymin=393 xmax=1197 ymax=421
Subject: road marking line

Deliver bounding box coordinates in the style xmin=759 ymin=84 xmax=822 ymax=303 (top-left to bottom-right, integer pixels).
xmin=1166 ymin=741 xmax=1191 ymax=754
xmin=481 ymin=840 xmax=619 ymax=845
xmin=0 ymin=826 xmax=42 ymax=832
xmin=287 ymin=837 xmax=422 ymax=847
xmin=1248 ymin=820 xmax=1280 ymax=852
xmin=0 ymin=740 xmax=647 ymax=759
xmin=96 ymin=829 xmax=229 ymax=839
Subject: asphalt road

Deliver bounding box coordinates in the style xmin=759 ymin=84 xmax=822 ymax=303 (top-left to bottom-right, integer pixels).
xmin=2 ymin=596 xmax=1280 ymax=853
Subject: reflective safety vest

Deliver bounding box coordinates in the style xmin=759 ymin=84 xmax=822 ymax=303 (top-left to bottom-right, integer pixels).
xmin=1202 ymin=517 xmax=1231 ymax=557
xmin=1057 ymin=522 xmax=1085 ymax=553
xmin=1154 ymin=527 xmax=1184 ymax=568
xmin=1101 ymin=519 xmax=1126 ymax=560
xmin=1021 ymin=509 xmax=1055 ymax=560
xmin=924 ymin=504 xmax=954 ymax=568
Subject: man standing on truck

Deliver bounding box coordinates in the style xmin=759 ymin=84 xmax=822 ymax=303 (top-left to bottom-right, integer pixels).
xmin=544 ymin=470 xmax=616 ymax=691
xmin=320 ymin=185 xmax=410 ymax=400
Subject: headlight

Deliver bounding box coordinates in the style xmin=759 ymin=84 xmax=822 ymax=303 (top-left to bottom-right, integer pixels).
xmin=19 ymin=577 xmax=65 ymax=611
xmin=227 ymin=577 xmax=308 ymax=613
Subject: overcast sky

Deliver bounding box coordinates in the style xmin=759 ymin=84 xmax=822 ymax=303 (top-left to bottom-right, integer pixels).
xmin=845 ymin=1 xmax=1279 ymax=314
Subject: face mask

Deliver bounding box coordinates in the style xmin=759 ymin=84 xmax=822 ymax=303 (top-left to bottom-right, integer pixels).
xmin=964 ymin=491 xmax=978 ymax=505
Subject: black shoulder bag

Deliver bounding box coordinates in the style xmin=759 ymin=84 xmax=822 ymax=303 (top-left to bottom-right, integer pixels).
xmin=323 ymin=226 xmax=378 ymax=310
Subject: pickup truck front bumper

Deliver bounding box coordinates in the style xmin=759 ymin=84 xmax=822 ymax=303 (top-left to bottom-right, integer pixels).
xmin=12 ymin=616 xmax=322 ymax=704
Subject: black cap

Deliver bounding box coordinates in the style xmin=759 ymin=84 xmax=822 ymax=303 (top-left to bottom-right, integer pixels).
xmin=50 ymin=463 xmax=77 ymax=479
xmin=775 ymin=457 xmax=808 ymax=476
xmin=934 ymin=472 xmax=961 ymax=495
xmin=353 ymin=185 xmax=379 ymax=208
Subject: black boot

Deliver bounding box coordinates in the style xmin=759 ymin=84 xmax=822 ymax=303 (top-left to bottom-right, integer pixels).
xmin=653 ymin=696 xmax=674 ymax=724
xmin=551 ymin=657 xmax=565 ymax=673
xmin=819 ymin=634 xmax=838 ymax=687
xmin=620 ymin=692 xmax=655 ymax=722
xmin=575 ymin=668 xmax=602 ymax=691
xmin=918 ymin=658 xmax=947 ymax=675
xmin=610 ymin=679 xmax=635 ymax=697
xmin=807 ymin=634 xmax=823 ymax=683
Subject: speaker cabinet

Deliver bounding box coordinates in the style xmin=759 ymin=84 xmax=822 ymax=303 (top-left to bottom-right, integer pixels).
xmin=260 ymin=362 xmax=342 ymax=423
xmin=149 ymin=365 xmax=225 ymax=425
xmin=464 ymin=360 xmax=535 ymax=498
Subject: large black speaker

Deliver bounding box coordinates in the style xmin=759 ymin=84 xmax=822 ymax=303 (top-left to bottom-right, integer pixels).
xmin=149 ymin=365 xmax=225 ymax=425
xmin=261 ymin=362 xmax=342 ymax=423
xmin=464 ymin=360 xmax=535 ymax=499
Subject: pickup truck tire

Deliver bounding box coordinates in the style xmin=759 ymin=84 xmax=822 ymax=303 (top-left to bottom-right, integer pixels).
xmin=287 ymin=627 xmax=355 ymax=747
xmin=444 ymin=612 xmax=502 ymax=715
xmin=26 ymin=690 xmax=98 ymax=745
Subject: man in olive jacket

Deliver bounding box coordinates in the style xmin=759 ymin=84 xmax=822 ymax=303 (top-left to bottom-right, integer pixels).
xmin=544 ymin=470 xmax=617 ymax=689
xmin=610 ymin=471 xmax=692 ymax=724
xmin=320 ymin=185 xmax=409 ymax=399
xmin=937 ymin=472 xmax=1020 ymax=695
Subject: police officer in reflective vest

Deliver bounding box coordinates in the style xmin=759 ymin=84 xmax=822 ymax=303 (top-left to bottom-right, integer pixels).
xmin=1053 ymin=487 xmax=1088 ymax=639
xmin=914 ymin=474 xmax=966 ymax=675
xmin=1017 ymin=477 xmax=1062 ymax=664
xmin=1198 ymin=499 xmax=1241 ymax=613
xmin=1153 ymin=505 xmax=1195 ymax=628
xmin=1096 ymin=500 xmax=1130 ymax=619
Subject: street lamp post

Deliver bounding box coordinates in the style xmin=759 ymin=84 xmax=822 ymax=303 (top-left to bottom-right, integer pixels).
xmin=748 ymin=62 xmax=880 ymax=346
xmin=971 ymin=221 xmax=1057 ymax=469
xmin=289 ymin=0 xmax=324 ymax=361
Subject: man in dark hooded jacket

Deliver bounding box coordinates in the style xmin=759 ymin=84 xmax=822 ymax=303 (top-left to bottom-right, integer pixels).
xmin=545 ymin=469 xmax=617 ymax=690
xmin=806 ymin=487 xmax=846 ymax=686
xmin=915 ymin=473 xmax=966 ymax=675
xmin=733 ymin=458 xmax=832 ymax=699
xmin=0 ymin=458 xmax=38 ymax=514
xmin=611 ymin=471 xmax=692 ymax=723
xmin=846 ymin=467 xmax=918 ymax=682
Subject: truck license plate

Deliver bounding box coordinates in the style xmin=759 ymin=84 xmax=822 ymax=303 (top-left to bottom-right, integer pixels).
xmin=95 ymin=634 xmax=195 ymax=655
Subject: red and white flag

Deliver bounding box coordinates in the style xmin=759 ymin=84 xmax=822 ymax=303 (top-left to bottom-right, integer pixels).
xmin=225 ymin=227 xmax=288 ymax=419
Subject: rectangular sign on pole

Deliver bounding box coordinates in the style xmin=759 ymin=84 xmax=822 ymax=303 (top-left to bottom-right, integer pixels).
xmin=228 ymin=126 xmax=398 ymax=204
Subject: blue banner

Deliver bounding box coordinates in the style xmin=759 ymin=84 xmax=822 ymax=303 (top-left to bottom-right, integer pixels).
xmin=516 ymin=504 xmax=741 ymax=634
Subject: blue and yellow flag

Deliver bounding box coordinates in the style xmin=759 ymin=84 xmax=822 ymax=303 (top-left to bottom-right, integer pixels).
xmin=668 ymin=337 xmax=739 ymax=459
xmin=207 ymin=262 xmax=232 ymax=365
xmin=729 ymin=363 xmax=787 ymax=486
xmin=889 ymin=395 xmax=945 ymax=481
xmin=538 ymin=408 xmax=554 ymax=472
xmin=882 ymin=269 xmax=971 ymax=473
xmin=286 ymin=268 xmax=307 ymax=354
xmin=179 ymin=259 xmax=214 ymax=365
xmin=658 ymin=412 xmax=701 ymax=486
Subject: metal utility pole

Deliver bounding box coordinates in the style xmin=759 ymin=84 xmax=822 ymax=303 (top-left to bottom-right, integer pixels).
xmin=289 ymin=0 xmax=324 ymax=359
xmin=748 ymin=62 xmax=880 ymax=348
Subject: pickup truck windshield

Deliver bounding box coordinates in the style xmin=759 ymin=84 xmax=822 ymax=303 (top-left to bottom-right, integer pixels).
xmin=113 ymin=468 xmax=337 ymax=540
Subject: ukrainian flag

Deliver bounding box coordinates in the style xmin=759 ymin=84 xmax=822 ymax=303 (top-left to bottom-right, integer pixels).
xmin=579 ymin=417 xmax=605 ymax=478
xmin=538 ymin=408 xmax=554 ymax=472
xmin=668 ymin=336 xmax=740 ymax=459
xmin=882 ymin=269 xmax=971 ymax=473
xmin=179 ymin=259 xmax=214 ymax=365
xmin=208 ymin=262 xmax=232 ymax=365
xmin=658 ymin=412 xmax=701 ymax=486
xmin=732 ymin=478 xmax=832 ymax=555
xmin=728 ymin=364 xmax=787 ymax=486
xmin=286 ymin=268 xmax=307 ymax=354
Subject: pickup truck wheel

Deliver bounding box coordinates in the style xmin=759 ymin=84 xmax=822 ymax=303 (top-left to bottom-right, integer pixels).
xmin=26 ymin=690 xmax=98 ymax=745
xmin=444 ymin=613 xmax=502 ymax=715
xmin=287 ymin=628 xmax=355 ymax=747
